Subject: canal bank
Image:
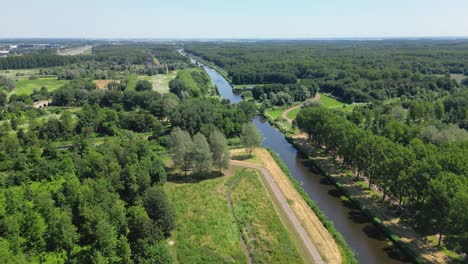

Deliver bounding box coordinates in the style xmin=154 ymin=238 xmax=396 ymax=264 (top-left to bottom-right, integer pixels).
xmin=186 ymin=52 xmax=410 ymax=264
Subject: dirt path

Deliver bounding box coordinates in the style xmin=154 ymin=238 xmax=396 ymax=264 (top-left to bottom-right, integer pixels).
xmin=230 ymin=148 xmax=342 ymax=264
xmin=282 ymin=93 xmax=320 ymax=124
xmin=226 ymin=175 xmax=253 ymax=264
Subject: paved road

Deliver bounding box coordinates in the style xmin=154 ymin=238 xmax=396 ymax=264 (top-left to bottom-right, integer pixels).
xmin=231 ymin=160 xmax=324 ymax=264
xmin=282 ymin=93 xmax=320 ymax=124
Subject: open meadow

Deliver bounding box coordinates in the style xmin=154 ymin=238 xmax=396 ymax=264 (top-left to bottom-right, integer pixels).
xmin=164 ymin=166 xmax=304 ymax=263
xmin=12 ymin=77 xmax=68 ymax=95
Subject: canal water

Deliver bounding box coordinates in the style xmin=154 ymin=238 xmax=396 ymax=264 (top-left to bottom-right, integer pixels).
xmin=189 ymin=54 xmax=408 ymax=264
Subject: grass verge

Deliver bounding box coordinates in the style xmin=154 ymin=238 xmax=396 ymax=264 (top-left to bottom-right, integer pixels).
xmin=231 ymin=169 xmax=303 ymax=263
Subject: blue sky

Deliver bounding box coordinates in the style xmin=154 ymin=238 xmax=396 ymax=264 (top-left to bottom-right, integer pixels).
xmin=2 ymin=0 xmax=468 ymax=38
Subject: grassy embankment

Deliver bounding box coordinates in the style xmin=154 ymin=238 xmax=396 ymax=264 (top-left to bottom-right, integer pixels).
xmin=165 ymin=166 xmax=303 ymax=263
xmin=231 ymin=169 xmax=303 ymax=263
xmin=265 ymin=149 xmax=357 ymax=264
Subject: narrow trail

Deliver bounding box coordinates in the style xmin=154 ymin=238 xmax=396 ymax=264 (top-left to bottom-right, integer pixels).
xmin=231 ymin=160 xmax=325 ymax=264
xmin=226 ymin=174 xmax=253 ymax=264
xmin=282 ymin=93 xmax=320 ymax=124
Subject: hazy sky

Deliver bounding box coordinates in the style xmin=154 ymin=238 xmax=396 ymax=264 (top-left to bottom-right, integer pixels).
xmin=2 ymin=0 xmax=468 ymax=38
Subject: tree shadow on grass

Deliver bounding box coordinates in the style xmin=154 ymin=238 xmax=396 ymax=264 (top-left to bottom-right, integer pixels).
xmin=231 ymin=153 xmax=251 ymax=161
xmin=168 ymin=171 xmax=225 ymax=184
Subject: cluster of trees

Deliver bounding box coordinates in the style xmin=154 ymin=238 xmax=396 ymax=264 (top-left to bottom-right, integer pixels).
xmin=251 ymin=80 xmax=319 ymax=106
xmin=347 ymin=96 xmax=468 ymax=145
xmin=296 ymin=107 xmax=468 ymax=249
xmin=0 ymin=132 xmax=175 ymax=262
xmin=0 ymin=54 xmax=89 ymax=69
xmin=169 ymin=128 xmax=230 ymax=175
xmin=185 ymin=41 xmax=466 ymax=103
xmin=169 ymin=98 xmax=256 ymax=137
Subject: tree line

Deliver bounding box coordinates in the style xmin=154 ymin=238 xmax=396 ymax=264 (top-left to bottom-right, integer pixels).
xmin=185 ymin=41 xmax=466 ymax=103
xmin=296 ymin=107 xmax=468 ymax=249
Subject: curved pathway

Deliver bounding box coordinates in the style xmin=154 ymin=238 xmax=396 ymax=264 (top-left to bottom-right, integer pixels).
xmin=231 ymin=160 xmax=325 ymax=264
xmin=282 ymin=93 xmax=320 ymax=124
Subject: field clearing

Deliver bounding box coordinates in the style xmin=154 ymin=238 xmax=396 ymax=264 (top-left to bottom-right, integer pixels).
xmin=94 ymin=79 xmax=119 ymax=89
xmin=231 ymin=169 xmax=303 ymax=263
xmin=12 ymin=78 xmax=68 ymax=95
xmin=143 ymin=72 xmax=177 ymax=94
xmin=165 ymin=174 xmax=247 ymax=263
xmin=450 ymin=73 xmax=465 ymax=84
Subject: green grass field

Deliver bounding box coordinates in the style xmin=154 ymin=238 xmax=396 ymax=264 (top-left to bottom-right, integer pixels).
xmin=143 ymin=72 xmax=177 ymax=94
xmin=287 ymin=108 xmax=301 ymax=120
xmin=265 ymin=107 xmax=287 ymax=120
xmin=165 ymin=175 xmax=247 ymax=263
xmin=231 ymin=169 xmax=302 ymax=263
xmin=165 ymin=168 xmax=303 ymax=263
xmin=12 ymin=78 xmax=68 ymax=95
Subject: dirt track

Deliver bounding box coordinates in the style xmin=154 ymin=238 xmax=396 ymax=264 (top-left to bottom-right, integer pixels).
xmin=282 ymin=93 xmax=320 ymax=123
xmin=231 ymin=148 xmax=341 ymax=264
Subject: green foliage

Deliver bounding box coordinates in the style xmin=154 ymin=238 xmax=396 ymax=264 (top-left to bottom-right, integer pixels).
xmin=240 ymin=122 xmax=262 ymax=157
xmin=169 ymin=68 xmax=212 ymax=98
xmin=186 ymin=41 xmax=463 ymax=103
xmin=135 ymin=80 xmax=153 ymax=91
xmin=209 ymin=130 xmax=230 ymax=173
xmin=169 ymin=98 xmax=251 ymax=137
xmin=296 ymin=106 xmax=468 ymax=251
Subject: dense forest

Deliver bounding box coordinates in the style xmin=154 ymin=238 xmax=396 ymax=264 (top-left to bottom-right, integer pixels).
xmin=1 ymin=40 xmax=467 ymax=262
xmin=0 ymin=42 xmax=256 ymax=263
xmin=185 ymin=41 xmax=467 ymax=103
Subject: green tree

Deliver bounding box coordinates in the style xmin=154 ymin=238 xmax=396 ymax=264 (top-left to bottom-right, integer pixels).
xmin=421 ymin=172 xmax=463 ymax=246
xmin=209 ymin=130 xmax=230 ymax=174
xmin=241 ymin=123 xmax=262 ymax=157
xmin=191 ymin=133 xmax=212 ymax=175
xmin=142 ymin=186 xmax=175 ymax=237
xmin=169 ymin=128 xmax=193 ymax=176
xmin=135 ymin=80 xmax=153 ymax=91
